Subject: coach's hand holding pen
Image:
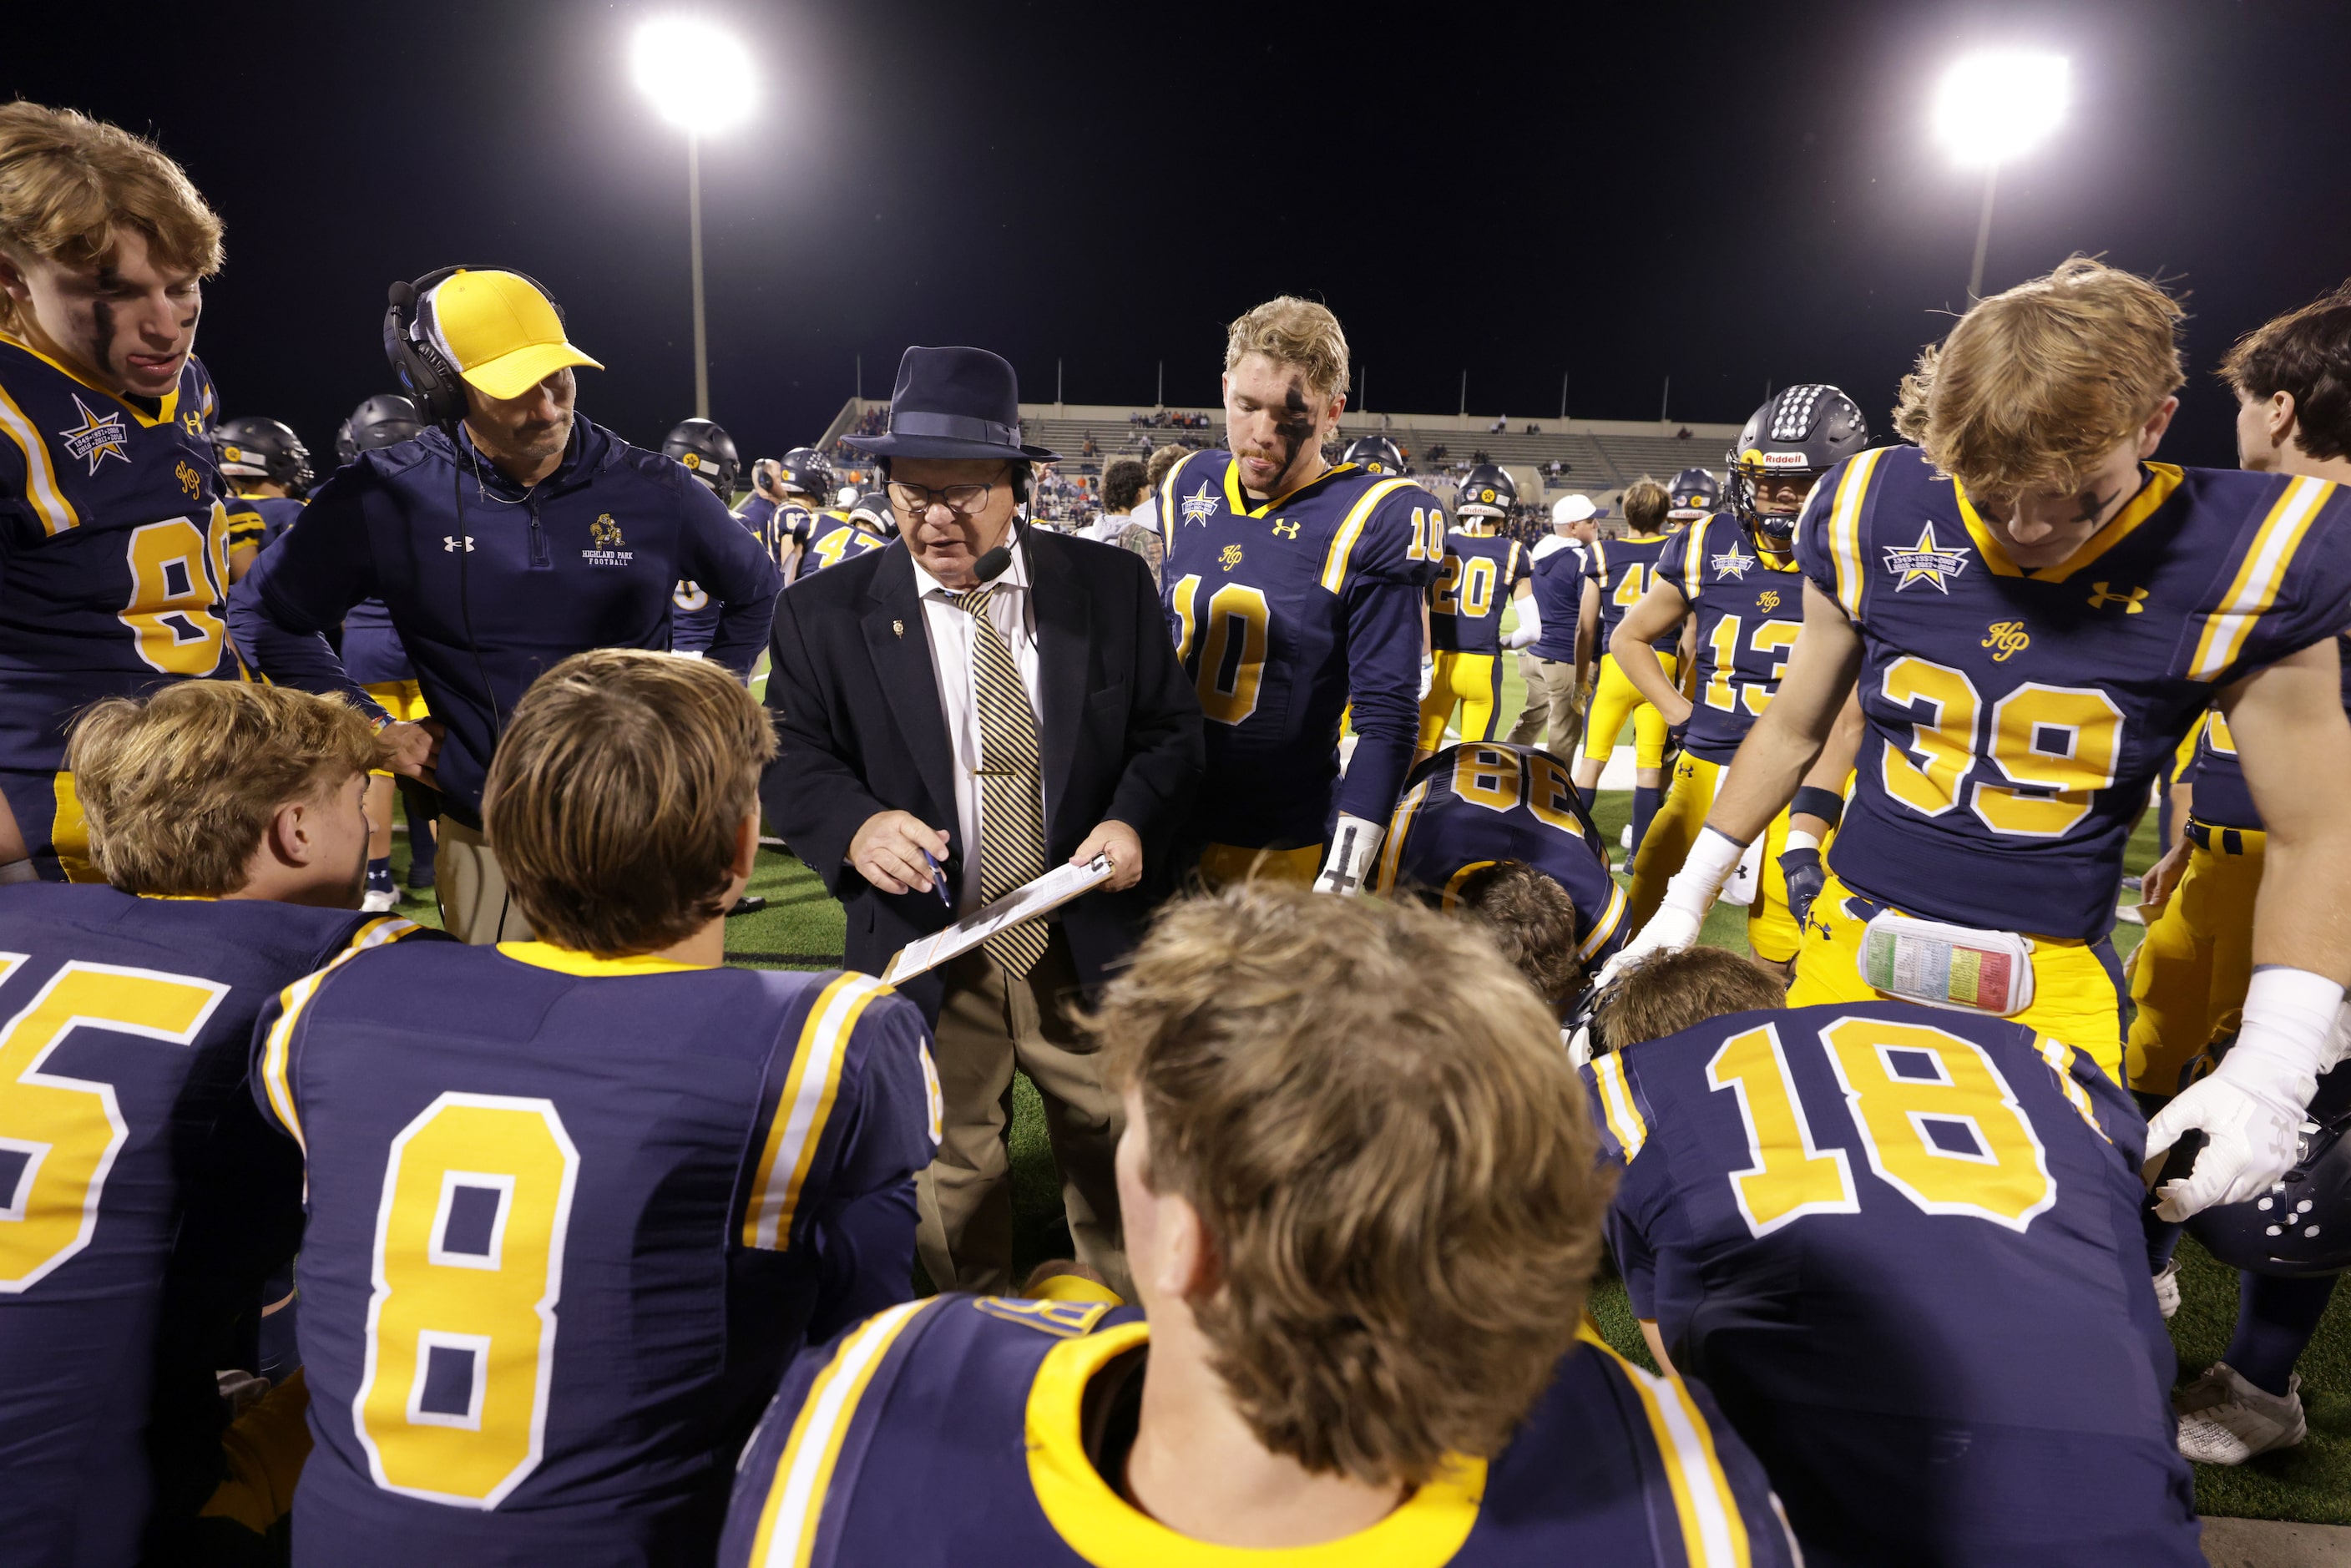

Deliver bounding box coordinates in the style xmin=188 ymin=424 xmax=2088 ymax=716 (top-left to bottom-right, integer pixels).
xmin=847 ymin=808 xmax=953 ymax=897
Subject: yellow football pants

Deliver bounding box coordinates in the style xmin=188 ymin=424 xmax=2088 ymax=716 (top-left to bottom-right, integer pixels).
xmin=1581 ymin=652 xmax=1677 ymax=769
xmin=2126 ymin=823 xmax=2263 ymax=1099
xmin=1787 ymin=870 xmax=2128 ymax=1081
xmin=1418 ymin=650 xmax=1508 ymax=751
xmin=1196 ymin=841 xmax=1322 ymax=890
xmin=1626 ymin=753 xmax=1806 ymax=964
xmin=362 ymin=680 xmax=431 ymax=780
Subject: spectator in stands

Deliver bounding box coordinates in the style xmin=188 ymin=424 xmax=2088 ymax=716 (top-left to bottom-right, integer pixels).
xmin=1082 ymin=431 xmax=1099 ymax=457
xmin=1134 ymin=443 xmax=1186 ymax=540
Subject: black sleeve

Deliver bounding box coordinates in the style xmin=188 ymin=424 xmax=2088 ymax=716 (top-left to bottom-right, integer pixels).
xmin=1104 ymin=549 xmax=1205 ymax=844
xmin=759 ymin=588 xmax=895 ymax=898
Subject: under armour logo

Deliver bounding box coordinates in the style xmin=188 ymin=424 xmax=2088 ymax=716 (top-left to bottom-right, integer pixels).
xmin=1271 ymin=518 xmax=1300 ymax=539
xmin=2086 ymin=581 xmax=2147 ymax=613
xmin=443 ymin=535 xmax=475 ymax=552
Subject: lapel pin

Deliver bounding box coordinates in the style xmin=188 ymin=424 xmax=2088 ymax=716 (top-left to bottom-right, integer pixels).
xmin=892 ymin=620 xmax=904 ymax=637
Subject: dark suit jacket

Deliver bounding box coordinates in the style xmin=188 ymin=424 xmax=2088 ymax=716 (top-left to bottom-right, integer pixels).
xmin=761 ymin=531 xmax=1202 ymax=1020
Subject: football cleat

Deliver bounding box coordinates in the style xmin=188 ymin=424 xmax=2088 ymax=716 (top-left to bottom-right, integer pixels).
xmin=361 ymin=887 xmax=398 ymax=913
xmin=2174 ymin=1362 xmax=2305 ymax=1464
xmin=2152 ymin=1261 xmax=2180 ymax=1319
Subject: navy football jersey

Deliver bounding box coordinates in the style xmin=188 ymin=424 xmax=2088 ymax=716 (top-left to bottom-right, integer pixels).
xmin=721 ymin=1297 xmax=1796 ymax=1568
xmin=0 ymin=336 xmax=239 ymax=872
xmin=0 ymin=885 xmax=429 ymax=1568
xmin=1430 ymin=529 xmax=1530 ymax=655
xmin=1377 ymin=742 xmax=1628 ymax=969
xmin=801 ymin=513 xmax=885 ymax=574
xmin=252 ymin=944 xmax=941 ymax=1565
xmin=2184 ymin=630 xmax=2351 ymax=831
xmin=1157 ymin=451 xmax=1445 ymax=846
xmin=1587 ymin=532 xmax=1681 ymax=655
xmin=1526 ymin=536 xmax=1588 ymax=661
xmin=341 ymin=598 xmax=412 ymax=686
xmin=1586 ymin=999 xmax=2201 ymax=1567
xmin=1800 ymin=448 xmax=2351 ymax=938
xmin=675 ymin=493 xmax=786 ymax=653
xmin=1658 ymin=514 xmax=1804 ymax=762
xmin=225 ymin=493 xmax=306 ymax=557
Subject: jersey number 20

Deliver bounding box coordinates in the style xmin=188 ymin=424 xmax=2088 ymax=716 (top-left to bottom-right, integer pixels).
xmin=356 ymin=1093 xmax=580 ymax=1510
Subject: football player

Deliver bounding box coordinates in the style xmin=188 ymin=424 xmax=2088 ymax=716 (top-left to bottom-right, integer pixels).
xmin=1417 ymin=463 xmax=1535 ymax=758
xmin=769 ymin=444 xmax=837 ymax=583
xmin=1156 ymin=297 xmax=1445 ymax=893
xmin=1666 ymin=464 xmax=1722 ymax=525
xmin=1375 ymin=740 xmax=1627 ymax=993
xmin=799 ymin=482 xmax=892 ymax=574
xmin=720 ymin=884 xmax=1796 ymax=1567
xmin=0 ymin=102 xmax=232 ymax=883
xmin=213 ymin=415 xmax=311 ymax=579
xmin=331 ymin=394 xmax=438 ymax=911
xmin=0 ymin=680 xmax=437 ymax=1566
xmin=1613 ymin=258 xmax=2351 ymax=1222
xmin=2127 ymin=283 xmax=2351 ymax=1459
xmin=251 ymin=650 xmax=938 ymax=1565
xmin=662 ymin=416 xmax=742 ymax=657
xmin=1571 ymin=478 xmax=1686 ymax=856
xmin=1586 ymin=947 xmax=2202 ymax=1566
xmin=1611 ymin=387 xmax=1869 ymax=978
xmin=1504 ymin=493 xmax=1596 ymax=751
xmin=1341 ymin=432 xmax=1405 ymax=474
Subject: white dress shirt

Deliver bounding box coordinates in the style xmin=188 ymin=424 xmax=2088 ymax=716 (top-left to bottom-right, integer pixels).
xmin=910 ymin=547 xmax=1046 ymax=912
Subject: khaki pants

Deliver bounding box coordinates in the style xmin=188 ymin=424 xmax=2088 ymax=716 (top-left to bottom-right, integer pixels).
xmin=1507 ymin=655 xmax=1585 ymax=755
xmin=435 ymin=818 xmax=535 ymax=945
xmin=917 ymin=926 xmax=1128 ymax=1298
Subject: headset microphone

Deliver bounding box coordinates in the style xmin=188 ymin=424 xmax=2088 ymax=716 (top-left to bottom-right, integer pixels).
xmin=972 ymin=464 xmax=1033 ymax=583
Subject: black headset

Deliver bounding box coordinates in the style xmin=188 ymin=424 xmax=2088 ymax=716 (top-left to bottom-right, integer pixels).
xmin=382 ymin=266 xmax=565 ymax=429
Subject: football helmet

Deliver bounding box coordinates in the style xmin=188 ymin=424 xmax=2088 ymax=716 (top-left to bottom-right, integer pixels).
xmin=212 ymin=416 xmax=312 ymax=491
xmin=1666 ymin=466 xmax=1722 ymax=523
xmin=2187 ymin=1047 xmax=2351 ymax=1279
xmin=1343 ymin=435 xmax=1406 ymax=474
xmin=662 ymin=418 xmax=741 ymax=496
xmin=336 ymin=393 xmax=426 ymax=467
xmin=1456 ymin=463 xmax=1518 ymax=521
xmin=1727 ymin=384 xmax=1868 ymax=541
xmin=776 ymin=446 xmax=837 ymax=501
xmin=847 ymin=488 xmax=896 ymax=535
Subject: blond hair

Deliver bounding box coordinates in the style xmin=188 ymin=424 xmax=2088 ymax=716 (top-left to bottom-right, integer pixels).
xmin=0 ymin=103 xmax=223 ymax=336
xmin=1622 ymin=477 xmax=1671 ymax=535
xmin=1224 ymin=296 xmax=1349 ymax=402
xmin=68 ymin=683 xmax=380 ymax=897
xmin=1893 ymin=256 xmax=2186 ymax=496
xmin=1593 ymin=946 xmax=1787 ymax=1055
xmin=1086 ymin=883 xmax=1611 ymax=1487
xmin=485 ymin=650 xmax=775 ymax=955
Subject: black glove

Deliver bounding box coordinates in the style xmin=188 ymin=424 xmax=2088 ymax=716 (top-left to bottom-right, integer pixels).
xmin=1779 ymin=846 xmax=1825 ymax=928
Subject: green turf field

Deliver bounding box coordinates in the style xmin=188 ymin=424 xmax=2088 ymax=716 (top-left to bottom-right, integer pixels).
xmin=377 ymin=635 xmax=2349 ymax=1524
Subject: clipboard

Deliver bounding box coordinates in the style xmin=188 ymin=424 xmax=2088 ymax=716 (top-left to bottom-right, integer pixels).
xmin=881 ymin=854 xmax=1115 ymax=984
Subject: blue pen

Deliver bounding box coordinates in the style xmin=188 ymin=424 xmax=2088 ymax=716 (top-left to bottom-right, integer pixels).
xmin=923 ymin=849 xmax=953 ymax=907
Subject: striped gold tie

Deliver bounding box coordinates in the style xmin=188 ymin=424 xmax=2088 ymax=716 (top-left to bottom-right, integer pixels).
xmin=953 ymin=585 xmax=1051 ymax=977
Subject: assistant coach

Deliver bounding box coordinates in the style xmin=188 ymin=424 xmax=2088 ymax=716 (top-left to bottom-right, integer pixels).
xmin=229 ymin=267 xmax=781 ymax=943
xmin=763 ymin=346 xmax=1200 ymax=1297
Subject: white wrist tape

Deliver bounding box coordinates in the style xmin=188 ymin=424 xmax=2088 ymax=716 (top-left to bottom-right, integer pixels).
xmin=2233 ymin=966 xmax=2348 ymax=1085
xmin=1660 ymin=826 xmax=1748 ymax=919
xmin=1782 ymin=828 xmax=1822 ymax=854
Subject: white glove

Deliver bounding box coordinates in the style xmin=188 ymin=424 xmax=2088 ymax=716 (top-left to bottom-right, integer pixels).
xmin=1595 ymin=826 xmax=1747 ymax=988
xmin=2146 ymin=969 xmax=2347 ymax=1220
xmin=1315 ymin=812 xmax=1386 ymax=897
xmin=1418 ymin=658 xmax=1434 ymax=701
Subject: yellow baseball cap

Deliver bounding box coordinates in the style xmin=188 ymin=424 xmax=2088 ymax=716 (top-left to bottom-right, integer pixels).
xmin=422 ymin=270 xmax=603 ymax=400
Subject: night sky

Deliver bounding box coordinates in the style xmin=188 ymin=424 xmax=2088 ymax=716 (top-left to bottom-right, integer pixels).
xmin=12 ymin=0 xmax=2351 ymax=468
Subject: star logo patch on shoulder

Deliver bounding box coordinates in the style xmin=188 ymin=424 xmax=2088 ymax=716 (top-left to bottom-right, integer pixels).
xmin=1181 ymin=481 xmax=1219 ymax=528
xmin=1883 ymin=523 xmax=1970 ymax=593
xmin=1710 ymin=540 xmax=1752 ymax=579
xmin=58 ymin=394 xmax=130 ymax=475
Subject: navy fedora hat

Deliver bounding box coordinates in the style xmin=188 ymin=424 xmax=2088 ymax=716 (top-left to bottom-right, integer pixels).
xmin=842 ymin=346 xmax=1061 ymax=463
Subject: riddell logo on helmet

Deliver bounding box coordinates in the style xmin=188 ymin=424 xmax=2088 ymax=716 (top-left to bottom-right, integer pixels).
xmin=1761 ymin=452 xmax=1809 ymax=469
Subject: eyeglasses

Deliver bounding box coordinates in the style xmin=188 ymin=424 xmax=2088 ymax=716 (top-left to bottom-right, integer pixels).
xmin=887 ymin=479 xmax=995 ymax=516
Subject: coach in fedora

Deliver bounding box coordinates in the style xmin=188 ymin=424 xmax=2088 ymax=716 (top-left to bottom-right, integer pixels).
xmin=761 ymin=346 xmax=1201 ymax=1296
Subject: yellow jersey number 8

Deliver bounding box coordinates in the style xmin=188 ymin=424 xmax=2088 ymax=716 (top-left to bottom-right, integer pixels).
xmin=356 ymin=1092 xmax=581 ymax=1510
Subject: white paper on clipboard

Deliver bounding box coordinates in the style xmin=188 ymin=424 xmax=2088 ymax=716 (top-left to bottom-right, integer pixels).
xmin=881 ymin=854 xmax=1114 ymax=984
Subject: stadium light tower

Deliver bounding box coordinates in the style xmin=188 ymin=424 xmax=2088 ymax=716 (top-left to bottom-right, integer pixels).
xmin=632 ymin=18 xmax=756 ymax=418
xmin=1932 ymin=50 xmax=2067 ymax=301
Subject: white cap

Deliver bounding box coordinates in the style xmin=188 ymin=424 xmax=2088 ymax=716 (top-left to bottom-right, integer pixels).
xmin=1551 ymin=494 xmax=1597 ymax=525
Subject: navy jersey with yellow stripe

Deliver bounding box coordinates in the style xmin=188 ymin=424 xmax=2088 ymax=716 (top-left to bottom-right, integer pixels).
xmin=1587 ymin=532 xmax=1681 ymax=654
xmin=720 ymin=1295 xmax=1796 ymax=1568
xmin=0 ymin=337 xmax=237 ymax=788
xmin=248 ymin=946 xmax=941 ymax=1566
xmin=2184 ymin=630 xmax=2351 ymax=831
xmin=1798 ymin=447 xmax=2351 ymax=938
xmin=673 ymin=494 xmax=783 ymax=654
xmin=1377 ymin=743 xmax=1628 ymax=969
xmin=224 ymin=493 xmax=305 ymax=555
xmin=1585 ymin=999 xmax=2200 ymax=1566
xmin=0 ymin=885 xmax=432 ymax=1568
xmin=1158 ymin=451 xmax=1445 ymax=846
xmin=801 ymin=513 xmax=885 ymax=574
xmin=1430 ymin=529 xmax=1530 ymax=655
xmin=1657 ymin=514 xmax=1804 ymax=762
